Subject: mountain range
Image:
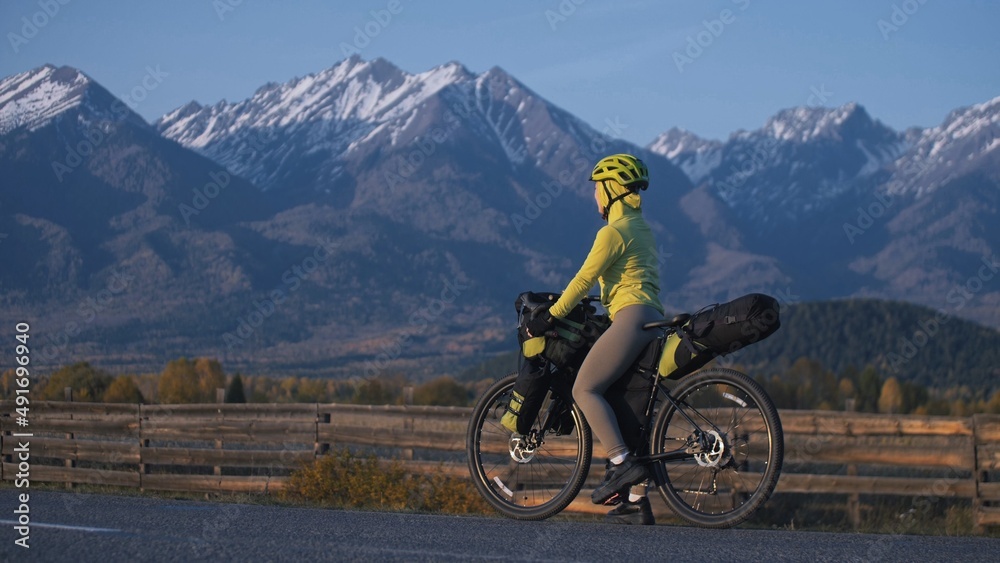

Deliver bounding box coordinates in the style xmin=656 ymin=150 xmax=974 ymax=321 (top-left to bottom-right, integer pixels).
xmin=1 ymin=57 xmax=998 ymax=380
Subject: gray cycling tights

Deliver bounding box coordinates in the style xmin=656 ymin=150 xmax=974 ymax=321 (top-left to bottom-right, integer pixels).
xmin=572 ymin=304 xmax=663 ymax=461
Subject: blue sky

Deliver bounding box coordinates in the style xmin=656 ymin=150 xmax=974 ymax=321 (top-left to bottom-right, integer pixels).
xmin=2 ymin=0 xmax=998 ymax=144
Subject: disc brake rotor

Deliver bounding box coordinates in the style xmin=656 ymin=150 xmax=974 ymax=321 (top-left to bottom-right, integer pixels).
xmin=693 ymin=430 xmax=727 ymax=467
xmin=509 ymin=434 xmax=537 ymax=463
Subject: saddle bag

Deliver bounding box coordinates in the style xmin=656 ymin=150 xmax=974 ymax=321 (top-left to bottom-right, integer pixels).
xmin=657 ymin=293 xmax=781 ymax=377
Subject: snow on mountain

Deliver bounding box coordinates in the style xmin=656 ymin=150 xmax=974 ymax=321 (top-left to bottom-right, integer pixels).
xmin=155 ymin=55 xmax=633 ymax=206
xmin=0 ymin=65 xmax=92 ymax=134
xmin=762 ymin=102 xmax=865 ymax=143
xmin=155 ymin=56 xmax=503 ymax=191
xmin=647 ymin=127 xmax=722 ymax=185
xmin=650 ymin=103 xmax=907 ymax=227
xmin=0 ymin=64 xmax=149 ymax=137
xmin=888 ymin=95 xmax=1000 ymax=196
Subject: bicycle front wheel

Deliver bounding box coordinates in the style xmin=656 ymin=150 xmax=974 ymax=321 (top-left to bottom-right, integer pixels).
xmin=466 ymin=373 xmax=592 ymax=520
xmin=650 ymin=367 xmax=783 ymax=528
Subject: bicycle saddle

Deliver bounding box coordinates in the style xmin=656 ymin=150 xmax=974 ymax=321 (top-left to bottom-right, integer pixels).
xmin=643 ymin=313 xmax=691 ymax=330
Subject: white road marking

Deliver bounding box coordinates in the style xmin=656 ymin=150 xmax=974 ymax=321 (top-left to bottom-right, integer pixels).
xmin=0 ymin=520 xmax=120 ymax=533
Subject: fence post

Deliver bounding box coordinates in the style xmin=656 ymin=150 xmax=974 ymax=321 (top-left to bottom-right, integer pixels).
xmin=1 ymin=404 xmax=5 ymax=482
xmin=64 ymin=387 xmax=75 ymax=489
xmin=402 ymin=387 xmax=414 ymax=461
xmin=316 ymin=404 xmax=330 ymax=457
xmin=215 ymin=389 xmax=225 ymax=476
xmin=847 ymin=464 xmax=861 ymax=530
xmin=971 ymin=414 xmax=984 ymax=535
xmin=139 ymin=403 xmax=147 ymax=491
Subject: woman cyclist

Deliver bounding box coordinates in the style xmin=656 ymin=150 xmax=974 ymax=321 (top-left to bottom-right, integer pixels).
xmin=526 ymin=153 xmax=664 ymax=525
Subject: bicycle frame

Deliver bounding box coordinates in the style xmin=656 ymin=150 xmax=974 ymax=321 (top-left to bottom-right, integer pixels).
xmin=529 ymin=324 xmax=720 ymax=469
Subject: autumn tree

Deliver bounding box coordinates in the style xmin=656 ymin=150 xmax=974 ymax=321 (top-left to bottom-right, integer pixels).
xmin=856 ymin=366 xmax=882 ymax=413
xmin=838 ymin=378 xmax=857 ymax=410
xmin=0 ymin=369 xmax=17 ymax=399
xmin=295 ymin=377 xmax=327 ymax=402
xmin=158 ymin=357 xmax=227 ymax=403
xmin=413 ymin=377 xmax=470 ymax=407
xmin=103 ymin=375 xmax=145 ymax=403
xmin=194 ymin=358 xmax=226 ymax=401
xmin=988 ymin=390 xmax=1000 ymax=414
xmin=354 ymin=379 xmax=394 ymax=405
xmin=40 ymin=362 xmax=113 ymax=401
xmin=158 ymin=358 xmax=200 ymax=403
xmin=878 ymin=376 xmax=904 ymax=414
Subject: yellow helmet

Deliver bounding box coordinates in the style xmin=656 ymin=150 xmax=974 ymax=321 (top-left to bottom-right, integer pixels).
xmin=590 ymin=154 xmax=649 ymax=190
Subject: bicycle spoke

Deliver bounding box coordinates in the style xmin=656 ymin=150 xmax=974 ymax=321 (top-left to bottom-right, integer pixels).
xmin=467 ymin=374 xmax=593 ymax=519
xmin=651 ymin=368 xmax=783 ymax=527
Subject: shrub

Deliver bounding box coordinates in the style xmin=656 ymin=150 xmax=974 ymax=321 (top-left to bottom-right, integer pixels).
xmin=283 ymin=449 xmax=411 ymax=510
xmin=283 ymin=448 xmax=488 ymax=515
xmin=418 ymin=472 xmax=490 ymax=514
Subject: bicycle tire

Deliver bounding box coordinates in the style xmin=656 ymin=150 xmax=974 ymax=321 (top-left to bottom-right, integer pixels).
xmin=466 ymin=373 xmax=593 ymax=520
xmin=649 ymin=367 xmax=783 ymax=528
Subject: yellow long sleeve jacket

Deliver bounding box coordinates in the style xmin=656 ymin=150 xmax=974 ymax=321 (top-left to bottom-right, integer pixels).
xmin=549 ymin=204 xmax=664 ymax=321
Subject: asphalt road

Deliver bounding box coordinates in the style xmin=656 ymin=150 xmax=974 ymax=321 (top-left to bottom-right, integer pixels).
xmin=1 ymin=490 xmax=998 ymax=562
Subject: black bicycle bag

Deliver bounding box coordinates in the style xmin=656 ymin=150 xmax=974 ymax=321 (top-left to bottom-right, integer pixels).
xmin=657 ymin=293 xmax=781 ymax=377
xmin=503 ymin=292 xmax=610 ymax=434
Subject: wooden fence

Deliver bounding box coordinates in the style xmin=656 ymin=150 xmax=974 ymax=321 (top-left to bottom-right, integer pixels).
xmin=1 ymin=401 xmax=997 ymax=532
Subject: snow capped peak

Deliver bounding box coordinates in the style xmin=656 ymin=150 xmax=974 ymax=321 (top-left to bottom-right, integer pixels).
xmin=476 ymin=66 xmax=531 ymax=97
xmin=156 ymin=56 xmax=541 ymax=189
xmin=889 ymin=94 xmax=1000 ymax=196
xmin=430 ymin=60 xmax=474 ymax=79
xmin=939 ymin=95 xmax=1000 ymax=141
xmin=160 ymin=100 xmax=203 ymax=124
xmin=647 ymin=127 xmax=723 ymax=184
xmin=0 ymin=64 xmax=93 ymax=134
xmin=648 ymin=127 xmax=719 ymax=159
xmin=762 ymin=102 xmax=872 ymax=143
xmin=0 ymin=64 xmax=150 ymax=136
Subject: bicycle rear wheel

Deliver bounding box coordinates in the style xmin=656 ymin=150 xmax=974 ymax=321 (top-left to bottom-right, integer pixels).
xmin=650 ymin=367 xmax=783 ymax=528
xmin=466 ymin=373 xmax=592 ymax=520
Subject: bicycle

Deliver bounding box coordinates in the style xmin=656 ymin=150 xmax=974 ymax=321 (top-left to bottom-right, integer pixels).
xmin=466 ymin=295 xmax=783 ymax=528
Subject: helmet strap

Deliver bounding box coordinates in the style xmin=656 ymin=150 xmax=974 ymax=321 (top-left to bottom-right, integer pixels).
xmin=601 ymin=180 xmax=632 ymax=221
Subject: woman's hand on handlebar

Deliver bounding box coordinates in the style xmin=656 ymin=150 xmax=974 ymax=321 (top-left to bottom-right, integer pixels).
xmin=526 ymin=310 xmax=555 ymax=338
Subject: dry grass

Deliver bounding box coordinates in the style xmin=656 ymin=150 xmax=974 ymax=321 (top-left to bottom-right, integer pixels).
xmin=281 ymin=448 xmax=490 ymax=515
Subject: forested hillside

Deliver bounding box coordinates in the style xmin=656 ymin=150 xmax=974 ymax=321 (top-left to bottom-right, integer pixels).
xmin=732 ymin=299 xmax=1000 ymax=391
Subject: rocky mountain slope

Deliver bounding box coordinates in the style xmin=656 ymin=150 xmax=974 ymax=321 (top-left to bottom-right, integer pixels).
xmin=2 ymin=58 xmax=997 ymax=377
